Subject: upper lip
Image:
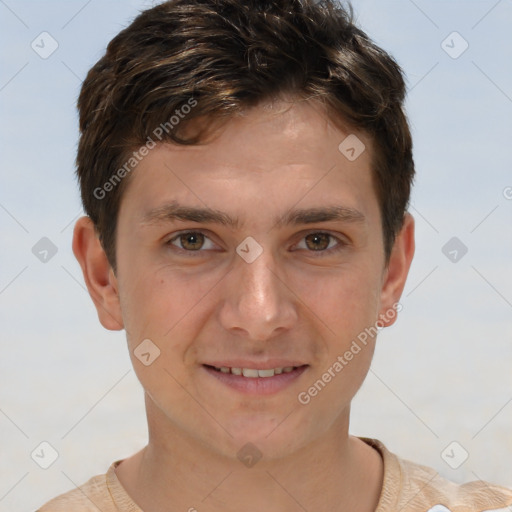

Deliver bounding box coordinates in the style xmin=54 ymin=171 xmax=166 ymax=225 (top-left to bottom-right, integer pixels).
xmin=203 ymin=360 xmax=308 ymax=370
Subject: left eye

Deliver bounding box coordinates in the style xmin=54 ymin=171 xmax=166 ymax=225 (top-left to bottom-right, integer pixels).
xmin=294 ymin=232 xmax=344 ymax=253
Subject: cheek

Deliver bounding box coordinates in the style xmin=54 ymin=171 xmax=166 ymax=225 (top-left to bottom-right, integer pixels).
xmin=290 ymin=264 xmax=381 ymax=340
xmin=295 ymin=269 xmax=379 ymax=414
xmin=313 ymin=340 xmax=376 ymax=414
xmin=119 ymin=272 xmax=199 ymax=408
xmin=120 ymin=265 xmax=224 ymax=358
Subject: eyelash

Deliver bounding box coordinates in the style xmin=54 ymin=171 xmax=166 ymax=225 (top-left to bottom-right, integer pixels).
xmin=165 ymin=230 xmax=347 ymax=257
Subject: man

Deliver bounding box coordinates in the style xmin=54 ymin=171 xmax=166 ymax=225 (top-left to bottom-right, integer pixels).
xmin=38 ymin=0 xmax=512 ymax=510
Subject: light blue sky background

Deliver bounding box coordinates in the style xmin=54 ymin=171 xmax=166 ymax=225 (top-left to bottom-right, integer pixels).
xmin=1 ymin=1 xmax=511 ymax=510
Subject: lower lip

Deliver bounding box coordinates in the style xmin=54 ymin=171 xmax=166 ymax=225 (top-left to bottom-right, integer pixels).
xmin=202 ymin=365 xmax=309 ymax=395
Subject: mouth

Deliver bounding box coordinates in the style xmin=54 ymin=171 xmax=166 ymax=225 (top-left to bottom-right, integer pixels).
xmin=205 ymin=364 xmax=303 ymax=377
xmin=202 ymin=363 xmax=309 ymax=395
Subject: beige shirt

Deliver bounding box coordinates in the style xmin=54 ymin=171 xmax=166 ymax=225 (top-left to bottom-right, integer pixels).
xmin=37 ymin=437 xmax=512 ymax=512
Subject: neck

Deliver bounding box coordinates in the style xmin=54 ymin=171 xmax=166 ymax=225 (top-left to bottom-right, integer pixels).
xmin=115 ymin=396 xmax=383 ymax=512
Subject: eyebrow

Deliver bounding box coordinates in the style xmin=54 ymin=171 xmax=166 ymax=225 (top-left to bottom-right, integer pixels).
xmin=140 ymin=200 xmax=366 ymax=229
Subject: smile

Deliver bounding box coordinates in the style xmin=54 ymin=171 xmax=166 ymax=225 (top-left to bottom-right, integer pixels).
xmin=202 ymin=364 xmax=309 ymax=395
xmin=209 ymin=365 xmax=300 ymax=378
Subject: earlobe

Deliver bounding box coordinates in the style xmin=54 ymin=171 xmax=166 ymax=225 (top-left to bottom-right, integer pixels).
xmin=377 ymin=213 xmax=415 ymax=328
xmin=72 ymin=216 xmax=124 ymax=331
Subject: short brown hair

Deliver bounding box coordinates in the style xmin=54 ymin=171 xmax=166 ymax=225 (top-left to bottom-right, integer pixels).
xmin=76 ymin=0 xmax=414 ymax=273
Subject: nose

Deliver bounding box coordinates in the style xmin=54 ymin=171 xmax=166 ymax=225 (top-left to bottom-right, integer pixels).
xmin=218 ymin=246 xmax=298 ymax=341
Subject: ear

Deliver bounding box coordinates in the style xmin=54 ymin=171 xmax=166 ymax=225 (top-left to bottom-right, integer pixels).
xmin=377 ymin=212 xmax=415 ymax=328
xmin=72 ymin=216 xmax=124 ymax=331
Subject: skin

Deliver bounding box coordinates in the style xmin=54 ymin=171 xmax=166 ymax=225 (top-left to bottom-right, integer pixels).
xmin=73 ymin=97 xmax=415 ymax=512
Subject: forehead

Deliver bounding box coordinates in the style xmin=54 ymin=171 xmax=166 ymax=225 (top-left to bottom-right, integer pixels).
xmin=119 ymin=99 xmax=377 ymax=222
xmin=177 ymin=98 xmax=374 ymax=171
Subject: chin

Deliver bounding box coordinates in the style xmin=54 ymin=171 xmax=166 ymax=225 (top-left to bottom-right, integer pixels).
xmin=206 ymin=414 xmax=311 ymax=461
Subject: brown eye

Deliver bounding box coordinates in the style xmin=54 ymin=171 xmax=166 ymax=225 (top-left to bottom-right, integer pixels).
xmin=167 ymin=231 xmax=216 ymax=253
xmin=178 ymin=232 xmax=204 ymax=250
xmin=304 ymin=233 xmax=331 ymax=251
xmin=294 ymin=232 xmax=346 ymax=256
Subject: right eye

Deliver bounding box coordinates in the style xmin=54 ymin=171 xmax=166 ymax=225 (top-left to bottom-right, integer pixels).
xmin=166 ymin=231 xmax=218 ymax=254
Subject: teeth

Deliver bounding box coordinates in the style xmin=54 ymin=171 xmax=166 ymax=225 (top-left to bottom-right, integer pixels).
xmin=242 ymin=368 xmax=259 ymax=378
xmin=257 ymin=369 xmax=275 ymax=378
xmin=212 ymin=365 xmax=299 ymax=377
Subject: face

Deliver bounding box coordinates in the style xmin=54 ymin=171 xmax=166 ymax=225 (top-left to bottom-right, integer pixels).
xmin=97 ymin=99 xmax=410 ymax=460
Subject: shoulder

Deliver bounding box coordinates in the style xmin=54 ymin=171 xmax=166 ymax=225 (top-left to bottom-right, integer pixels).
xmin=36 ymin=469 xmax=114 ymax=512
xmin=361 ymin=437 xmax=512 ymax=512
xmin=398 ymin=456 xmax=512 ymax=512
